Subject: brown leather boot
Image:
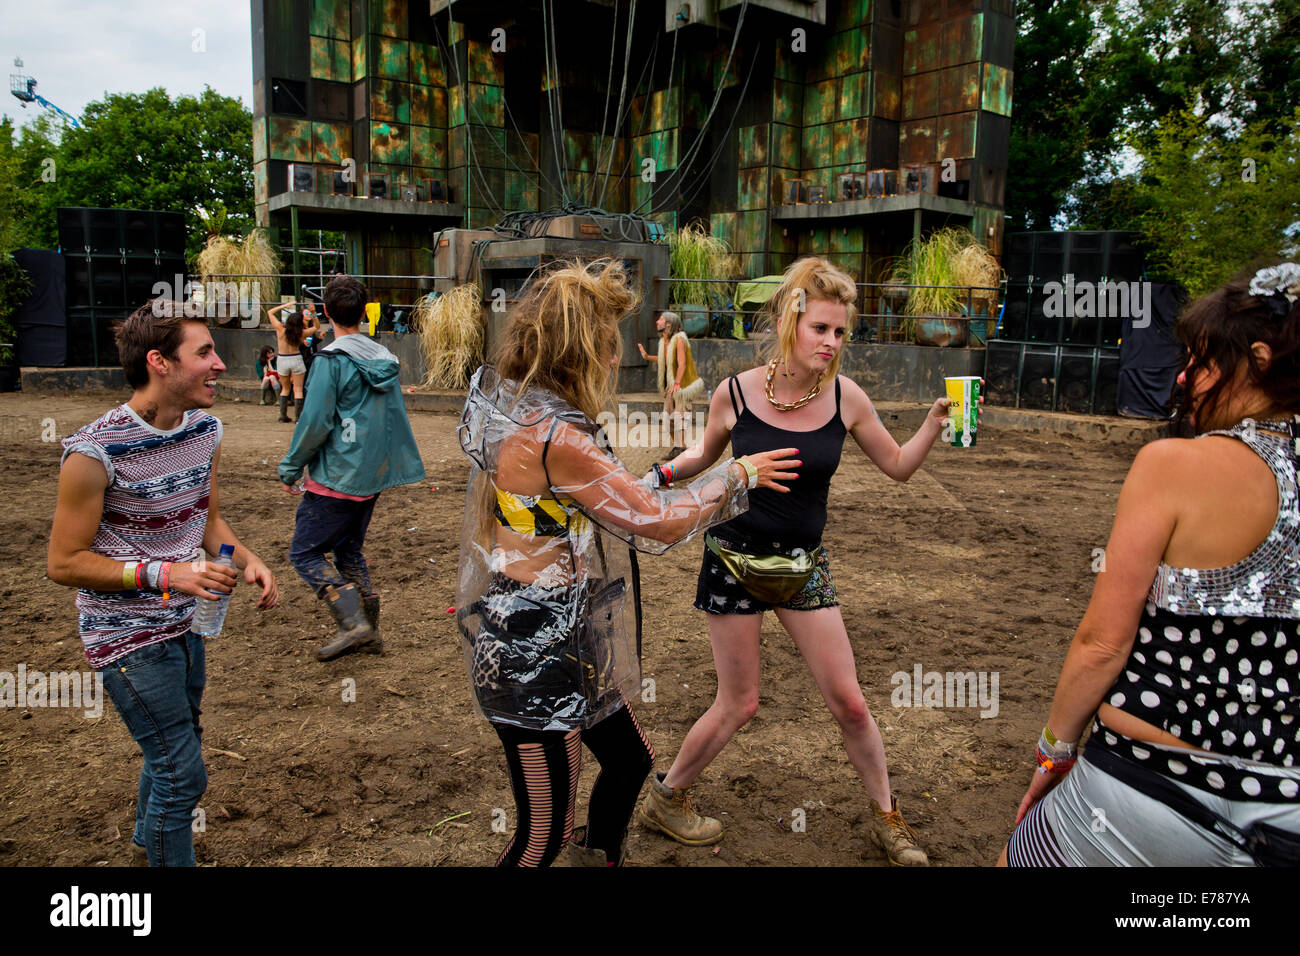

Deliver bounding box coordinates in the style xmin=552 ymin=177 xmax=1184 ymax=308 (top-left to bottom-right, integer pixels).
xmin=553 ymin=826 xmax=625 ymax=867
xmin=639 ymin=772 xmax=722 ymax=846
xmin=316 ymin=584 xmax=379 ymax=661
xmin=868 ymin=796 xmax=929 ymax=866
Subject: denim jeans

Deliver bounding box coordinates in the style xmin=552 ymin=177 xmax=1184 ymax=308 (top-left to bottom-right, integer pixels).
xmin=99 ymin=631 xmax=207 ymax=867
xmin=289 ymin=491 xmax=379 ymax=597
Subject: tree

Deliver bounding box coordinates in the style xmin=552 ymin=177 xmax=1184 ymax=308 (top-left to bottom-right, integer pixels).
xmin=1130 ymin=106 xmax=1300 ymax=297
xmin=8 ymin=87 xmax=253 ymax=262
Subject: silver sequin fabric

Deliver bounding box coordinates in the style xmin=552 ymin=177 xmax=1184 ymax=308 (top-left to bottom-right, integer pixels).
xmin=1149 ymin=420 xmax=1300 ymax=620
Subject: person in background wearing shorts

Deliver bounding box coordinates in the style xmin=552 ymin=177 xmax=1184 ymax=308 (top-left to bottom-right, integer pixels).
xmin=47 ymin=300 xmax=278 ymax=866
xmin=639 ymin=256 xmax=979 ymax=866
xmin=639 ymin=310 xmax=706 ymax=458
xmin=268 ymin=301 xmax=316 ymax=422
xmin=278 ymin=275 xmax=425 ymax=661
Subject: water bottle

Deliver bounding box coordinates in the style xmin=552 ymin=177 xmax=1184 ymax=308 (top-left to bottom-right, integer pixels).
xmin=191 ymin=544 xmax=236 ymax=637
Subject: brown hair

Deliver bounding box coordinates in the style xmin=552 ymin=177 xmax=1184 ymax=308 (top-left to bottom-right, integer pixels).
xmin=760 ymin=256 xmax=856 ymax=382
xmin=324 ymin=275 xmax=367 ymax=327
xmin=494 ymin=259 xmax=640 ymax=421
xmin=283 ymin=310 xmax=305 ymax=348
xmin=115 ymin=300 xmax=206 ymax=389
xmin=1174 ymin=263 xmax=1300 ymax=432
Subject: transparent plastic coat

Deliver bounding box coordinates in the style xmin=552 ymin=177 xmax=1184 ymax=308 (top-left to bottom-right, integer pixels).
xmin=456 ymin=366 xmax=749 ymax=731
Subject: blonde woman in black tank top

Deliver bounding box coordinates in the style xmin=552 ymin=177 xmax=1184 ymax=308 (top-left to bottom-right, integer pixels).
xmin=639 ymin=257 xmax=980 ymax=865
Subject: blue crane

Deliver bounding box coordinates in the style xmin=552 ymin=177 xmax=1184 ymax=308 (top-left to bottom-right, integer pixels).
xmin=9 ymin=63 xmax=81 ymax=129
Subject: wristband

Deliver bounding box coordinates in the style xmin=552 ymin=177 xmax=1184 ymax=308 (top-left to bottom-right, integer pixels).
xmin=161 ymin=562 xmax=172 ymax=605
xmin=1036 ymin=729 xmax=1078 ymax=775
xmin=737 ymin=456 xmax=758 ymax=490
xmin=135 ymin=562 xmax=145 ymax=590
xmin=650 ymin=463 xmax=666 ymax=489
xmin=123 ymin=562 xmax=138 ymax=589
xmin=1042 ymin=724 xmax=1074 ymax=750
xmin=144 ymin=560 xmax=163 ymax=590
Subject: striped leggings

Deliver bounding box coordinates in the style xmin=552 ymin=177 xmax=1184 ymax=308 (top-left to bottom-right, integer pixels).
xmin=493 ymin=705 xmax=654 ymax=867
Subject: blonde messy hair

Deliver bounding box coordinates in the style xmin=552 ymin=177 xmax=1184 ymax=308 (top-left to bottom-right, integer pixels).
xmin=494 ymin=258 xmax=640 ymax=421
xmin=761 ymin=256 xmax=857 ymax=384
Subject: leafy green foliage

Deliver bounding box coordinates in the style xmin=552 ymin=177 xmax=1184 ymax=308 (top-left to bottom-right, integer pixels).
xmin=3 ymin=87 xmax=253 ymax=262
xmin=1129 ymin=106 xmax=1300 ymax=297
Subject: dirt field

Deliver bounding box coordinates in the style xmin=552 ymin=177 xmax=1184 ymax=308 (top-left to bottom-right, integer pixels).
xmin=0 ymin=387 xmax=1142 ymax=866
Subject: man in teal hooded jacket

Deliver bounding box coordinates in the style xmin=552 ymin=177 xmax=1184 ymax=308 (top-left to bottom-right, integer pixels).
xmin=278 ymin=275 xmax=425 ymax=661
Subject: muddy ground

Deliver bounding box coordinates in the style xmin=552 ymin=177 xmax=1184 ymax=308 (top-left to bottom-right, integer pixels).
xmin=0 ymin=388 xmax=1141 ymax=866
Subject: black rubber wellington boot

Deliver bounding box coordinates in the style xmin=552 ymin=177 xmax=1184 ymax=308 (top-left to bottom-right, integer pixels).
xmin=278 ymin=393 xmax=291 ymax=422
xmin=316 ymin=583 xmax=379 ymax=661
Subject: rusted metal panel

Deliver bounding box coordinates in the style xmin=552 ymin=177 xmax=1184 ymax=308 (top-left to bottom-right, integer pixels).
xmin=410 ymin=43 xmax=444 ymax=87
xmin=801 ymin=123 xmax=832 ymax=169
xmin=369 ymin=0 xmax=405 ymax=38
xmin=471 ymin=126 xmax=507 ymax=163
xmin=810 ymin=78 xmax=837 ymax=125
xmin=372 ymin=35 xmax=410 ymax=80
xmin=837 ymin=71 xmax=866 ymax=120
xmin=834 ymin=117 xmax=870 ymax=166
xmin=566 ymin=131 xmax=594 ymax=173
xmin=268 ymin=117 xmax=313 ymax=161
xmin=773 ymin=79 xmax=803 ymax=126
xmin=870 ymin=71 xmax=902 ymax=120
xmin=254 ymin=160 xmax=268 ymax=205
xmin=738 ymin=124 xmax=769 ymax=168
xmin=831 ymin=225 xmax=864 ymax=253
xmin=253 ymin=118 xmax=267 ymax=164
xmin=352 ymin=35 xmax=367 ymax=82
xmin=936 ymin=110 xmax=976 ymax=160
xmin=771 ymin=123 xmax=802 ymax=167
xmin=774 ymin=41 xmax=803 ymax=82
xmin=313 ymin=121 xmax=352 ymax=164
xmin=469 ymin=40 xmax=502 ymax=85
xmin=311 ymin=36 xmax=351 ymax=82
xmin=981 ymin=63 xmax=1013 ymax=117
xmin=898 ymin=117 xmax=937 ymax=164
xmin=836 ymin=0 xmax=873 ymax=30
xmin=738 ymin=167 xmax=766 ymax=210
xmin=902 ymin=70 xmax=938 ymax=119
xmin=411 ymin=125 xmax=446 ymax=169
xmin=710 ymin=212 xmax=737 ymax=248
xmin=650 ymin=87 xmax=680 ymax=131
xmin=448 ymin=85 xmax=466 ymax=125
xmin=411 ymin=84 xmax=432 ymax=126
xmin=939 ymin=62 xmax=980 ymax=114
xmin=468 ymin=83 xmax=504 ymax=127
xmin=770 ymin=167 xmax=798 ymax=205
xmin=902 ymin=23 xmax=941 ymax=75
xmin=942 ymin=14 xmax=983 ymax=67
xmin=370 ymin=78 xmax=410 ymax=124
xmin=904 ymin=0 xmax=942 ymax=26
xmin=370 ymin=121 xmax=409 ymax=165
xmin=310 ymin=0 xmax=350 ymax=39
xmin=798 ymin=226 xmax=829 ymax=257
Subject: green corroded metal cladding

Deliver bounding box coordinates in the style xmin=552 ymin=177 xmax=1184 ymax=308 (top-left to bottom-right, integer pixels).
xmin=310 ymin=0 xmax=349 ymax=39
xmin=269 ymin=117 xmax=312 ymax=162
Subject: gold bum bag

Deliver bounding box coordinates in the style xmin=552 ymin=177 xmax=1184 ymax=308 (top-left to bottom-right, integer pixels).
xmin=705 ymin=534 xmax=820 ymax=604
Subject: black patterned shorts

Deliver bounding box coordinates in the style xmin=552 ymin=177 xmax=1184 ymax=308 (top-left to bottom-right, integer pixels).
xmin=693 ymin=536 xmax=838 ymax=615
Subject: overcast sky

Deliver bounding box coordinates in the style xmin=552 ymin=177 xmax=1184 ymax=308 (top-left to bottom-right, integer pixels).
xmin=2 ymin=1 xmax=253 ymax=128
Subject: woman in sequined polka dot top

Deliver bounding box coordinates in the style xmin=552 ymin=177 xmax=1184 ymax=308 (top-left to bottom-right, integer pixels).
xmin=1002 ymin=262 xmax=1300 ymax=866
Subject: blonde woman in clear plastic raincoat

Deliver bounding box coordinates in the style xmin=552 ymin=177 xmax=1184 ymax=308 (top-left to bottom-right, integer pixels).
xmin=456 ymin=260 xmax=799 ymax=866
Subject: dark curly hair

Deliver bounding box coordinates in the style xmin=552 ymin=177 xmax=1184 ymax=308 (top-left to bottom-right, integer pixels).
xmin=1173 ymin=262 xmax=1300 ymax=433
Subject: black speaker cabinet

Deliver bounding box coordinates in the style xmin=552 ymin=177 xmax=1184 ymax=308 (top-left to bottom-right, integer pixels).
xmin=422 ymin=177 xmax=447 ymax=201
xmin=364 ymin=172 xmax=389 ymax=199
xmin=984 ymin=340 xmax=1021 ymax=406
xmin=1019 ymin=346 xmax=1059 ymax=410
xmin=289 ymin=163 xmax=317 ymax=193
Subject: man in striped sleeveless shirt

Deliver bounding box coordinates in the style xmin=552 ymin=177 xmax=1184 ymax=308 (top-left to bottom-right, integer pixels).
xmin=47 ymin=301 xmax=279 ymax=866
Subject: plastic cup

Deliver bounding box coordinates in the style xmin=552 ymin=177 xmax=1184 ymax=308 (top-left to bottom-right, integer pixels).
xmin=944 ymin=376 xmax=980 ymax=447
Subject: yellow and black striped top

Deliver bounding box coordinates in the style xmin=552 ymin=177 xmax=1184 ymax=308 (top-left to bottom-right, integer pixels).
xmin=493 ymin=486 xmax=586 ymax=538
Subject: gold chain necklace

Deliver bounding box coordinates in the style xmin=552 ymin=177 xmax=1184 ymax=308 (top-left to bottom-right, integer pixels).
xmin=765 ymin=359 xmax=822 ymax=411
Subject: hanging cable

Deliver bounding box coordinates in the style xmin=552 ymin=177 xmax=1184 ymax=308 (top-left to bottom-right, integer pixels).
xmin=632 ymin=0 xmax=749 ymax=217
xmin=595 ymin=0 xmax=638 ymax=209
xmin=435 ymin=11 xmax=503 ymax=219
